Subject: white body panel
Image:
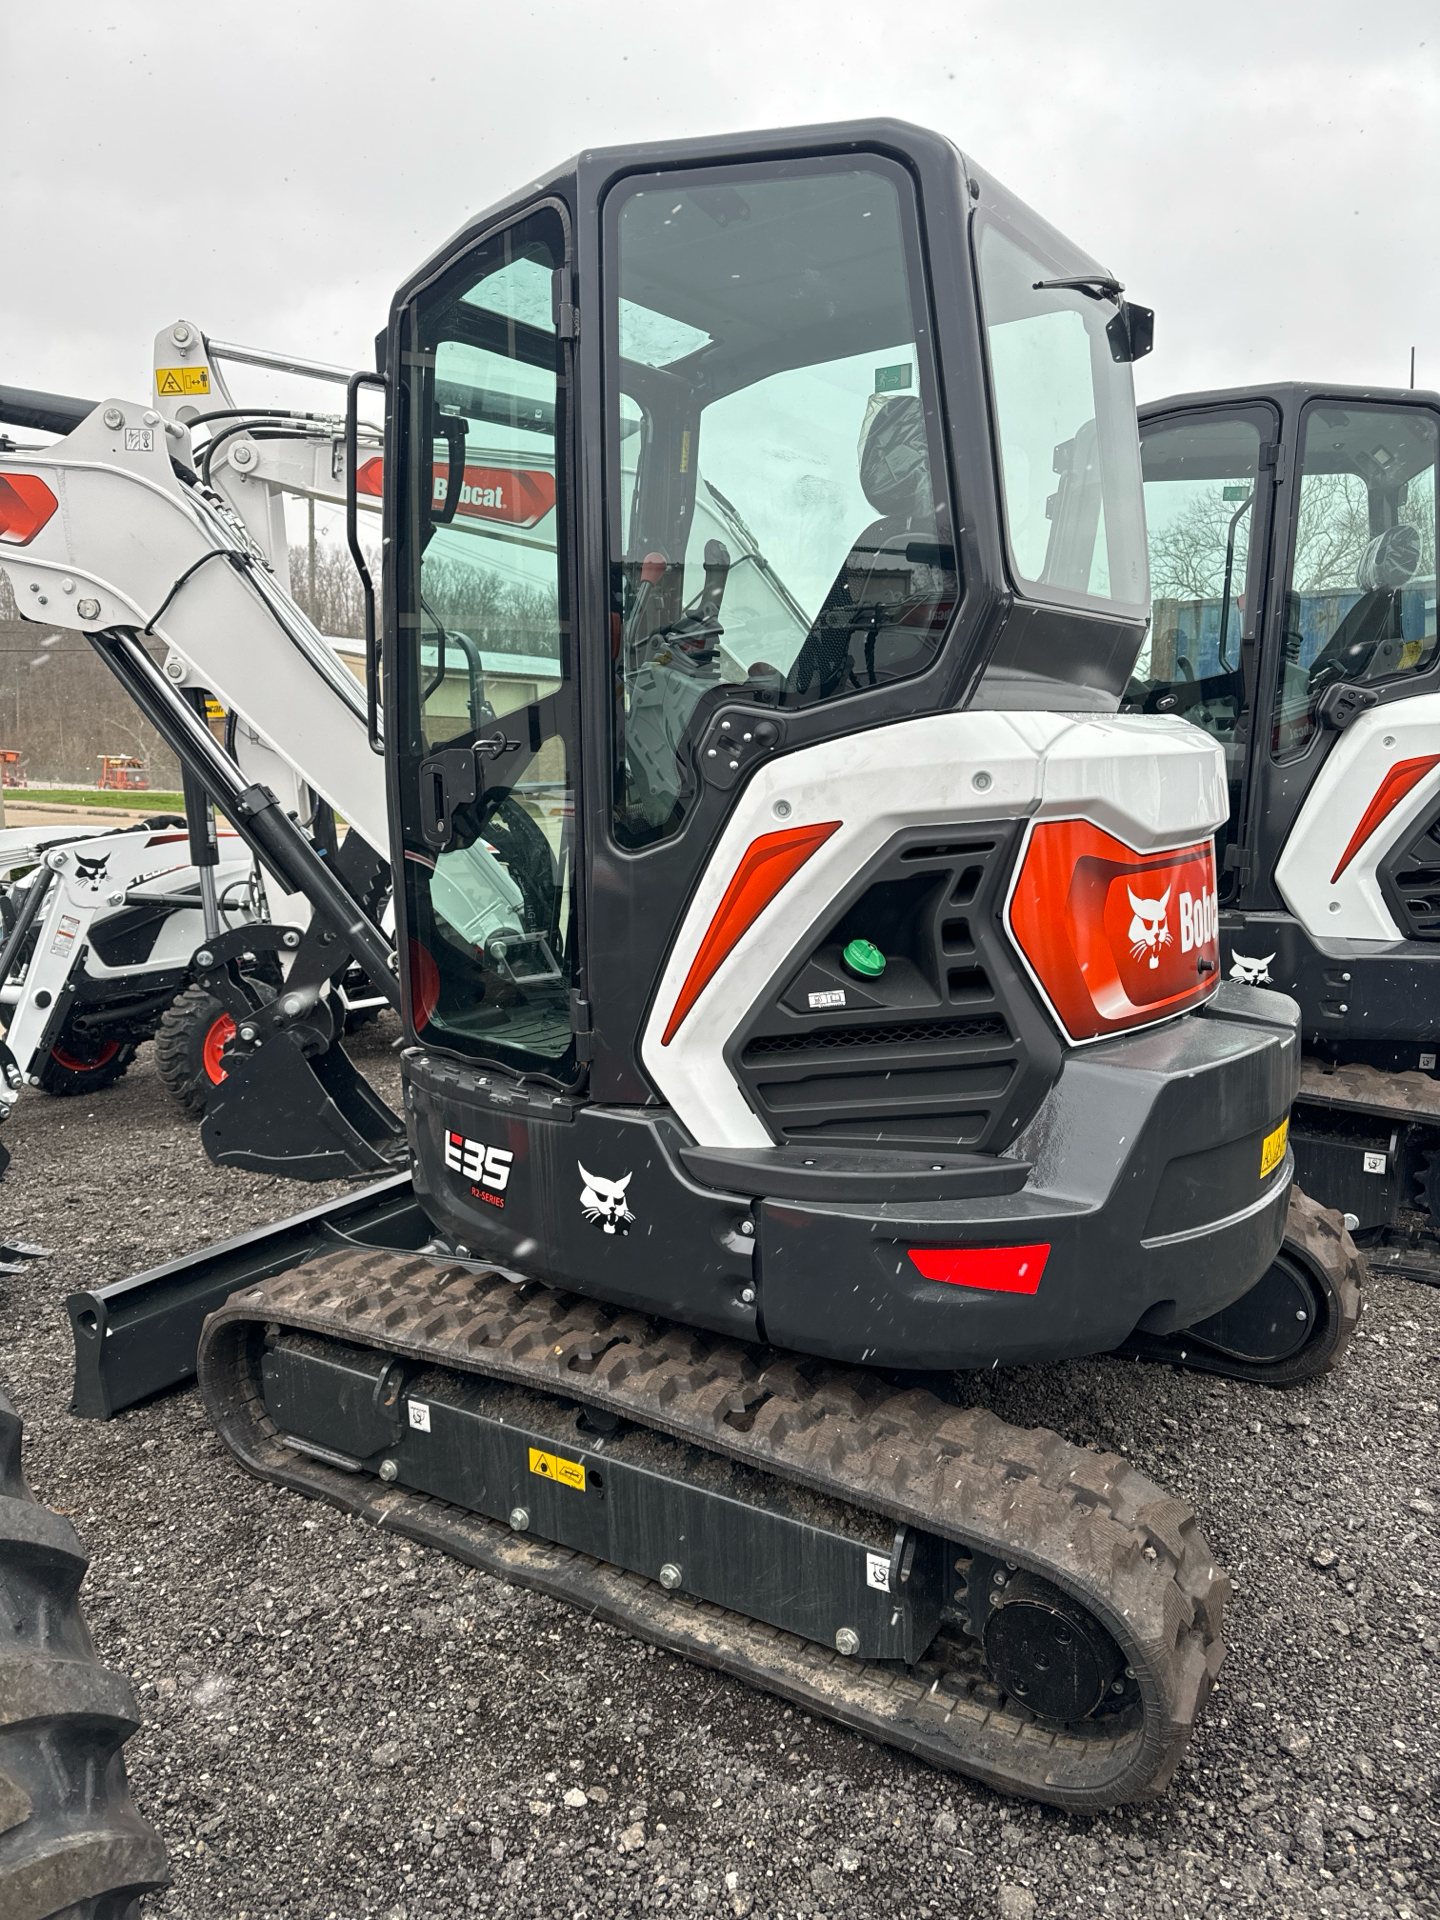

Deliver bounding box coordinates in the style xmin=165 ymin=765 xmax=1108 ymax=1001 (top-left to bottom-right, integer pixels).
xmin=641 ymin=711 xmax=1226 ymax=1149
xmin=1273 ymin=696 xmax=1440 ymax=943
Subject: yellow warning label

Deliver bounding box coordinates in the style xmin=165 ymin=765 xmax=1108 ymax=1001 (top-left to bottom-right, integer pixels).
xmin=156 ymin=366 xmax=211 ymax=397
xmin=1260 ymin=1117 xmax=1289 ymax=1180
xmin=528 ymin=1446 xmax=586 ymax=1492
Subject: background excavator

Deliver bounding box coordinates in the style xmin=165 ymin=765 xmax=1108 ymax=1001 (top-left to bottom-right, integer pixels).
xmin=1132 ymin=384 xmax=1440 ymax=1286
xmin=0 ymin=119 xmax=1365 ymax=1818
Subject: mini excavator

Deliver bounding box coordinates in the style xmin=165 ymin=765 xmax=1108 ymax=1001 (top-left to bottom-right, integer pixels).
xmin=1 ymin=121 xmax=1364 ymax=1810
xmin=1134 ymin=385 xmax=1440 ymax=1284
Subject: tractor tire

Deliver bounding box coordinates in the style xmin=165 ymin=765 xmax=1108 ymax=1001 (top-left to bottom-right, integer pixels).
xmin=0 ymin=1386 xmax=168 ymax=1919
xmin=34 ymin=1029 xmax=137 ymax=1100
xmin=152 ymin=985 xmax=235 ymax=1119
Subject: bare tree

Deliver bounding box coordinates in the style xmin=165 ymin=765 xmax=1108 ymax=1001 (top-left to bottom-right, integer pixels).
xmin=420 ymin=557 xmax=559 ymax=657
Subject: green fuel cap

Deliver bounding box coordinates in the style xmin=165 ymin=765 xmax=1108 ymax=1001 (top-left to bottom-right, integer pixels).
xmin=842 ymin=937 xmax=886 ymax=979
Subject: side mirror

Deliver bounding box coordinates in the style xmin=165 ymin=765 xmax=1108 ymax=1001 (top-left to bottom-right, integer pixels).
xmin=1106 ymin=302 xmax=1155 ymax=363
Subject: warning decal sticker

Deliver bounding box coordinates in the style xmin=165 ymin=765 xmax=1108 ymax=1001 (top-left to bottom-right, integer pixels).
xmin=156 ymin=366 xmax=211 ymax=396
xmin=528 ymin=1447 xmax=586 ymax=1492
xmin=1260 ymin=1117 xmax=1289 ymax=1180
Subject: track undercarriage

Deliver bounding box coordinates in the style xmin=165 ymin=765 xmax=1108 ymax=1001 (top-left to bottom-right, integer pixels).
xmin=197 ymin=1191 xmax=1363 ymax=1812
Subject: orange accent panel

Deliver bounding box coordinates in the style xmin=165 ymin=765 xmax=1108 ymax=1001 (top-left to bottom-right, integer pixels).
xmin=0 ymin=472 xmax=59 ymax=546
xmin=1009 ymin=820 xmax=1219 ymax=1042
xmin=1330 ymin=754 xmax=1440 ymax=883
xmin=661 ymin=821 xmax=842 ymax=1046
xmin=908 ymin=1244 xmax=1050 ymax=1294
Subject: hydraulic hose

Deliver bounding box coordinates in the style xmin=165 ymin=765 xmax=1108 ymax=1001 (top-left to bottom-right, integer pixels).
xmin=0 ymin=864 xmax=56 ymax=988
xmin=84 ymin=628 xmax=400 ymax=1007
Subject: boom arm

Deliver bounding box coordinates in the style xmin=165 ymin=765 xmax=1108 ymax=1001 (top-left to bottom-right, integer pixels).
xmin=0 ymin=392 xmax=389 ymax=856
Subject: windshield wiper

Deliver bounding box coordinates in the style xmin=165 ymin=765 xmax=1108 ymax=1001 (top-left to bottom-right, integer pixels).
xmin=1032 ymin=275 xmax=1125 ymax=302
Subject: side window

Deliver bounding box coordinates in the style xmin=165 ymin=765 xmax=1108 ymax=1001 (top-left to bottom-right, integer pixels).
xmin=604 ymin=161 xmax=957 ymax=848
xmin=976 ymin=221 xmax=1148 ymax=615
xmin=1132 ymin=411 xmax=1268 ymax=896
xmin=397 ymin=207 xmax=578 ymax=1074
xmin=1132 ymin=413 xmax=1263 ymax=747
xmin=1274 ymin=406 xmax=1439 ymax=760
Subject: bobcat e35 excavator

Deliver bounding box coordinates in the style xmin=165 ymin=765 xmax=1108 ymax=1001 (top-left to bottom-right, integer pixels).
xmin=1133 ymin=385 xmax=1440 ymax=1285
xmin=1 ymin=120 xmax=1363 ymax=1810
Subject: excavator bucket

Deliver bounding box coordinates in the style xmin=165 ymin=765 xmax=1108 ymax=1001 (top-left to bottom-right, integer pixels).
xmin=200 ymin=1028 xmax=406 ymax=1180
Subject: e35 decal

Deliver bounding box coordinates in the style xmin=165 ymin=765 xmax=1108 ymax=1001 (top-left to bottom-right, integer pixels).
xmin=443 ymin=1130 xmax=514 ymax=1207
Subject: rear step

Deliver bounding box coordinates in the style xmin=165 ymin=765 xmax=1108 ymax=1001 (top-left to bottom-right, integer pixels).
xmin=65 ymin=1172 xmax=426 ymax=1418
xmin=197 ymin=1250 xmax=1229 ymax=1811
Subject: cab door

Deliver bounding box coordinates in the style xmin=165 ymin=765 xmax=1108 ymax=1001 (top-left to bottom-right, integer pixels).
xmin=1133 ymin=401 xmax=1280 ymax=901
xmin=1245 ymin=397 xmax=1440 ymax=912
xmin=389 ymin=202 xmax=583 ymax=1084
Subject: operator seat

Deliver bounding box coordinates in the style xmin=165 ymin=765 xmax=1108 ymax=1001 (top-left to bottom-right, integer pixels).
xmin=1306 ymin=521 xmax=1425 ymax=687
xmin=789 ymin=394 xmax=956 ymax=702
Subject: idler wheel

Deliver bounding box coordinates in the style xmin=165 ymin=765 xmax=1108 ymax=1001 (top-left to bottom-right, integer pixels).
xmin=981 ymin=1571 xmax=1125 ymax=1723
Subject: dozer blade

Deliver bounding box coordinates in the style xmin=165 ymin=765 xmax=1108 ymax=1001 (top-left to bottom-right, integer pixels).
xmin=200 ymin=1029 xmax=407 ymax=1181
xmin=198 ymin=1251 xmax=1229 ymax=1812
xmin=66 ymin=1172 xmax=426 ymax=1418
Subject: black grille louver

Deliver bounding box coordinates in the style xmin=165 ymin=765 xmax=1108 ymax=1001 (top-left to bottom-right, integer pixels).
xmin=745 ymin=1014 xmax=1009 ymax=1057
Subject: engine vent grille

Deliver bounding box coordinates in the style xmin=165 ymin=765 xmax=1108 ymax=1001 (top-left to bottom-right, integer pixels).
xmin=746 ymin=1015 xmax=1008 ymax=1057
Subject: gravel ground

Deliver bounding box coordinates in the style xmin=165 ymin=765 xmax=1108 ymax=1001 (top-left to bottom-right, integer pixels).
xmin=1 ymin=1025 xmax=1437 ymax=1920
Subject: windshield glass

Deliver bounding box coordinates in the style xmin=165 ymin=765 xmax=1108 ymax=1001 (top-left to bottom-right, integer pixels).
xmin=604 ymin=157 xmax=957 ymax=848
xmin=1273 ymin=404 xmax=1439 ymax=760
xmin=976 ymin=218 xmax=1147 ymax=614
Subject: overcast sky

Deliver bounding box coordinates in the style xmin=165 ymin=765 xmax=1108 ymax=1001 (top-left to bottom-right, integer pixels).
xmin=3 ymin=2 xmax=1437 ymax=414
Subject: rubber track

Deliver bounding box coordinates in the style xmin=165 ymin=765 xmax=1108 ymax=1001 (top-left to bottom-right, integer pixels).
xmin=0 ymin=1389 xmax=168 ymax=1920
xmin=1279 ymin=1188 xmax=1366 ymax=1379
xmin=199 ymin=1253 xmax=1229 ymax=1811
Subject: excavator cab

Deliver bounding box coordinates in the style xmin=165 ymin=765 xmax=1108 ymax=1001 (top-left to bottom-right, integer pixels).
xmin=387 ymin=124 xmax=1156 ymax=1114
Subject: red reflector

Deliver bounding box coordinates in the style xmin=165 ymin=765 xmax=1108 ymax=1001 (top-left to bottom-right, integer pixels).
xmin=661 ymin=821 xmax=841 ymax=1045
xmin=0 ymin=472 xmax=59 ymax=546
xmin=1007 ymin=820 xmax=1219 ymax=1043
xmin=355 ymin=455 xmax=384 ymax=498
xmin=1330 ymin=754 xmax=1440 ymax=882
xmin=408 ymin=938 xmax=441 ymax=1033
xmin=908 ymin=1244 xmax=1050 ymax=1294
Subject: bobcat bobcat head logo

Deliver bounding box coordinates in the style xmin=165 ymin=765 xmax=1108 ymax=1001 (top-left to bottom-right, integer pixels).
xmin=579 ymin=1163 xmax=634 ymax=1235
xmin=1127 ymin=887 xmax=1172 ymax=970
xmin=74 ymin=853 xmax=110 ymax=889
xmin=1229 ymin=950 xmax=1275 ymax=986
